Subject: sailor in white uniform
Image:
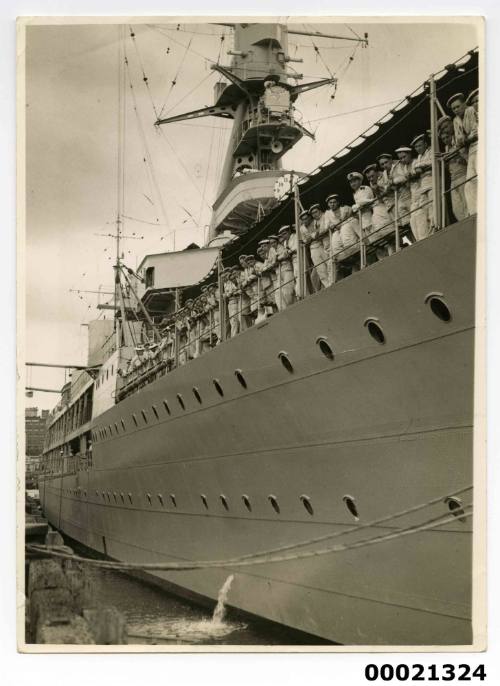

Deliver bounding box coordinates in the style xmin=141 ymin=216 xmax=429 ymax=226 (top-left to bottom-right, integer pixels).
xmin=438 ymin=116 xmax=468 ymax=222
xmin=391 ymin=146 xmax=413 ymax=234
xmin=463 ymin=88 xmax=478 ymax=216
xmin=276 ymin=225 xmax=295 ymax=309
xmin=411 ymin=133 xmax=434 ymax=240
xmin=308 ymin=203 xmax=330 ymax=288
xmin=363 ymin=164 xmax=393 ymax=233
xmin=376 ymin=153 xmax=396 ymax=220
xmin=348 ymin=171 xmax=374 ymax=239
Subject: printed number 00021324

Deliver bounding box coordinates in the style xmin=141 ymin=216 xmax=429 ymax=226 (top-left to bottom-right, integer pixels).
xmin=364 ymin=664 xmax=487 ymax=682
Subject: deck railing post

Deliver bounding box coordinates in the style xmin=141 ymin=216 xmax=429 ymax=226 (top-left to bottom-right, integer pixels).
xmin=358 ymin=209 xmax=366 ymax=268
xmin=174 ymin=288 xmax=180 ymax=369
xmin=429 ymin=74 xmax=443 ymax=230
xmin=394 ymin=189 xmax=401 ymax=252
xmin=293 ymin=180 xmax=305 ymax=299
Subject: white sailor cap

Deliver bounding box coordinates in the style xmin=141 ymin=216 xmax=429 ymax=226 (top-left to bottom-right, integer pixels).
xmin=347 ymin=171 xmax=363 ymax=182
xmin=299 ymin=209 xmax=310 ymax=219
xmin=376 ymin=153 xmax=392 ymax=162
xmin=308 ymin=203 xmax=321 ymax=212
xmin=466 ymin=88 xmax=478 ymax=104
xmin=395 ymin=146 xmax=412 ymax=154
xmin=278 ymin=224 xmax=291 ymax=234
xmin=325 ymin=193 xmax=340 ymax=203
xmin=437 ymin=115 xmax=452 ymax=130
xmin=411 ymin=133 xmax=427 ymax=147
xmin=246 ymin=254 xmax=256 ymax=262
xmin=446 ymin=92 xmax=465 ymax=108
xmin=363 ymin=163 xmax=378 ymax=175
xmin=268 ymin=235 xmax=279 ymax=242
xmin=257 ymin=239 xmax=270 ymax=245
xmin=238 ymin=254 xmax=248 ymax=261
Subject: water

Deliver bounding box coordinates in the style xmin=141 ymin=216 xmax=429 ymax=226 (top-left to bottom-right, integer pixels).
xmin=85 ymin=567 xmax=330 ymax=645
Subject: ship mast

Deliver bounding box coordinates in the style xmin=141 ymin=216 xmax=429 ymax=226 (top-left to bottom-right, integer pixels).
xmin=114 ymin=24 xmax=128 ymax=350
xmin=155 ymin=23 xmax=367 ymax=241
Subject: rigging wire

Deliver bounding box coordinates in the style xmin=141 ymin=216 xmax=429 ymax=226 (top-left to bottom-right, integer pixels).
xmin=124 ymin=51 xmax=171 ymax=237
xmin=161 ymin=71 xmax=215 ymax=118
xmin=156 ymin=32 xmax=194 ymax=117
xmin=128 ymin=25 xmax=160 ymax=119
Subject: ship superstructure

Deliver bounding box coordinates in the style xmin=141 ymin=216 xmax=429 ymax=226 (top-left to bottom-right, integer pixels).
xmin=37 ymin=27 xmax=478 ymax=645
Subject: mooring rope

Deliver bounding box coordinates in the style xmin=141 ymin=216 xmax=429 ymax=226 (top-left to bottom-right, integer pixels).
xmin=27 ymin=497 xmax=472 ymax=573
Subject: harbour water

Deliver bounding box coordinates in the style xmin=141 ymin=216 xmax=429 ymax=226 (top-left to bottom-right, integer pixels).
xmin=86 ymin=566 xmax=331 ymax=646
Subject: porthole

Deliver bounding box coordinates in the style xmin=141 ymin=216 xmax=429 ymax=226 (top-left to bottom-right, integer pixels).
xmin=278 ymin=351 xmax=294 ymax=374
xmin=343 ymin=495 xmax=359 ymax=520
xmin=242 ymin=494 xmax=252 ymax=512
xmin=235 ymin=369 xmax=247 ymax=389
xmin=316 ymin=336 xmax=334 ymax=361
xmin=177 ymin=393 xmax=185 ymax=410
xmin=220 ymin=494 xmax=229 ymax=511
xmin=132 ymin=413 xmax=138 ymax=427
xmin=445 ymin=496 xmax=466 ymax=523
xmin=364 ymin=318 xmax=385 ymax=344
xmin=170 ymin=493 xmax=177 ymax=507
xmin=200 ymin=494 xmax=209 ymax=510
xmin=141 ymin=409 xmax=148 ymax=424
xmin=158 ymin=493 xmax=164 ymax=506
xmin=300 ymin=494 xmax=314 ymax=516
xmin=192 ymin=387 xmax=202 ymax=404
xmin=426 ymin=295 xmax=452 ymax=322
xmin=268 ymin=494 xmax=280 ymax=514
xmin=152 ymin=405 xmax=159 ymax=420
xmin=213 ymin=378 xmax=224 ymax=397
xmin=163 ymin=400 xmax=171 ymax=415
xmin=146 ymin=493 xmax=152 ymax=505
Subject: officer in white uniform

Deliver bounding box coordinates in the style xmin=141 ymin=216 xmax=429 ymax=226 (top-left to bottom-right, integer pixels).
xmin=276 ymin=225 xmax=295 ymax=309
xmin=308 ymin=203 xmax=330 ymax=288
xmin=411 ymin=133 xmax=434 ymax=240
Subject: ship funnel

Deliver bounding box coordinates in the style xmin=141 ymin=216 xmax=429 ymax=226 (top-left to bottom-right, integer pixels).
xmin=271 ymin=139 xmax=284 ymax=154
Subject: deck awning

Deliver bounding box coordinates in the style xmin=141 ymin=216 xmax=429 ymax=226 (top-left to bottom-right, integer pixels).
xmin=209 ymin=48 xmax=479 ymax=271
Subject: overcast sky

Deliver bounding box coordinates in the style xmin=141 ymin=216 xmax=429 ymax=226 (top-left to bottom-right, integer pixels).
xmin=24 ymin=18 xmax=478 ymax=408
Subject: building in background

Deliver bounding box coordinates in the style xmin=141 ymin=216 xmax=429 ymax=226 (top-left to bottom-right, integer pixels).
xmin=25 ymin=407 xmax=49 ymax=457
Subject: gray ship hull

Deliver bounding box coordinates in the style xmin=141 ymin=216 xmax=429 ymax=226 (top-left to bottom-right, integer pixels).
xmin=41 ymin=218 xmax=475 ymax=645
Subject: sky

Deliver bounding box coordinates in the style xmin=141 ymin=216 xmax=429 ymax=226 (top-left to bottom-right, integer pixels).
xmin=24 ymin=18 xmax=478 ymax=409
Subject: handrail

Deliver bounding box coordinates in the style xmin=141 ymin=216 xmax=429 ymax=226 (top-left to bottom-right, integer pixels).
xmin=116 ymin=169 xmax=477 ymax=401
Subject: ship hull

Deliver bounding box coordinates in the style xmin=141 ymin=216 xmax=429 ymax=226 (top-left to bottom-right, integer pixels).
xmin=41 ymin=218 xmax=475 ymax=645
